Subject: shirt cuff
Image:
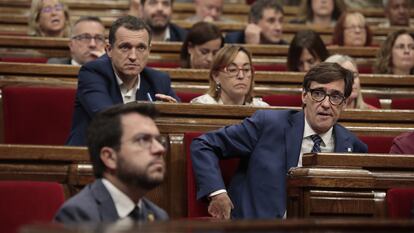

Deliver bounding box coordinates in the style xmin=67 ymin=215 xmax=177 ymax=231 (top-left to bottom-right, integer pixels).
xmin=208 ymin=189 xmax=227 ymax=198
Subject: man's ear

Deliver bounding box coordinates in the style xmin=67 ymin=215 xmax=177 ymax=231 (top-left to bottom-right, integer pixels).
xmin=100 ymin=146 xmax=117 ymax=171
xmin=106 ymin=43 xmax=112 ymax=58
xmin=301 ymin=90 xmax=308 ymax=105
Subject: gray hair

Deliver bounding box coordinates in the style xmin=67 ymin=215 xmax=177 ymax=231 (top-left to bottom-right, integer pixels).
xmin=325 ymin=54 xmax=357 ymax=68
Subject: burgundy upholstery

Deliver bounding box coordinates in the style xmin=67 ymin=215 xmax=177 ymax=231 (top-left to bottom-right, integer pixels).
xmin=387 ymin=188 xmax=414 ymax=218
xmin=253 ymin=64 xmax=287 ymax=71
xmin=0 ymin=57 xmax=48 ymax=63
xmin=176 ymin=92 xmax=201 ymax=103
xmin=185 ymin=132 xmax=239 ymax=218
xmin=359 ymin=135 xmax=394 ymax=153
xmin=391 ymin=98 xmax=414 ymax=110
xmin=364 ymin=97 xmax=381 ymax=109
xmin=146 ymin=62 xmax=180 ymax=68
xmin=262 ymin=94 xmax=302 ymax=107
xmin=358 ymin=65 xmax=373 ymax=74
xmin=0 ymin=181 xmax=65 ymax=233
xmin=2 ymin=86 xmax=76 ymax=145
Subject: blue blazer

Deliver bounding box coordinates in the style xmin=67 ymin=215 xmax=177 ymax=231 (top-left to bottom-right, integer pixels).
xmin=224 ymin=30 xmax=288 ymax=45
xmin=54 ymin=179 xmax=168 ymax=223
xmin=66 ymin=54 xmax=179 ymax=146
xmin=168 ymin=23 xmax=187 ymax=42
xmin=191 ymin=110 xmax=367 ymax=219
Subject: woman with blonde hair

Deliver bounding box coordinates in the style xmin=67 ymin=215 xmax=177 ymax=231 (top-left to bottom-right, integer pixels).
xmin=326 ymin=54 xmax=377 ymax=109
xmin=28 ymin=0 xmax=71 ymax=37
xmin=190 ymin=45 xmax=268 ymax=106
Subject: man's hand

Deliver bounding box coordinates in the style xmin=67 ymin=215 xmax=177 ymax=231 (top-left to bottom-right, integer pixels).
xmin=208 ymin=193 xmax=234 ymax=219
xmin=244 ymin=23 xmax=261 ymax=44
xmin=155 ymin=93 xmax=178 ymax=103
xmin=90 ymin=50 xmax=105 ymax=59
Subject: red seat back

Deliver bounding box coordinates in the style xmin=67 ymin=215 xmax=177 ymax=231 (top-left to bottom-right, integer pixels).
xmin=176 ymin=92 xmax=202 ymax=103
xmin=359 ymin=135 xmax=394 ymax=153
xmin=0 ymin=181 xmax=65 ymax=233
xmin=262 ymin=94 xmax=302 ymax=107
xmin=364 ymin=96 xmax=381 ymax=109
xmin=391 ymin=98 xmax=414 ymax=110
xmin=2 ymin=86 xmax=76 ymax=145
xmin=253 ymin=64 xmax=287 ymax=71
xmin=185 ymin=132 xmax=239 ymax=218
xmin=387 ymin=188 xmax=414 ymax=219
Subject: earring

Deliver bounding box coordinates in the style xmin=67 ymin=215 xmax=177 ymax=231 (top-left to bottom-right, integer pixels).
xmin=215 ymin=82 xmax=221 ymax=95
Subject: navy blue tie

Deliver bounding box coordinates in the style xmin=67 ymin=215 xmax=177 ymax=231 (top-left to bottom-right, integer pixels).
xmin=310 ymin=134 xmax=322 ymax=153
xmin=129 ymin=206 xmax=142 ymax=221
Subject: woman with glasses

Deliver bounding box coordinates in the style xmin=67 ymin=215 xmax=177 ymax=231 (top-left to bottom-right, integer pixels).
xmin=375 ymin=29 xmax=414 ymax=75
xmin=28 ymin=0 xmax=71 ymax=37
xmin=180 ymin=22 xmax=224 ymax=69
xmin=190 ymin=45 xmax=268 ymax=106
xmin=332 ymin=11 xmax=372 ymax=47
xmin=326 ymin=54 xmax=377 ymax=109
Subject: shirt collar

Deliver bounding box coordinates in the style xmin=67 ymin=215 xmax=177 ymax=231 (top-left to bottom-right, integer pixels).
xmin=71 ymin=59 xmax=81 ymax=66
xmin=164 ymin=26 xmax=171 ymax=41
xmin=303 ymin=117 xmax=333 ymax=146
xmin=101 ymin=178 xmax=142 ymax=218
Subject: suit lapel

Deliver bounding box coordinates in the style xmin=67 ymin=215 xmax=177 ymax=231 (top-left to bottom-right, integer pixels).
xmin=285 ymin=111 xmax=305 ymax=168
xmin=333 ymin=125 xmax=352 ymax=152
xmin=91 ymin=179 xmax=119 ymax=222
xmin=136 ymin=69 xmax=152 ymax=101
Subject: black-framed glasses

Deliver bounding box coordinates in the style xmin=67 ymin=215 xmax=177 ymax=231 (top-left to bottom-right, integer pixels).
xmin=41 ymin=3 xmax=64 ymax=13
xmin=124 ymin=133 xmax=168 ymax=150
xmin=72 ymin=34 xmax=105 ymax=44
xmin=222 ymin=64 xmax=252 ymax=77
xmin=307 ymin=88 xmax=346 ymax=106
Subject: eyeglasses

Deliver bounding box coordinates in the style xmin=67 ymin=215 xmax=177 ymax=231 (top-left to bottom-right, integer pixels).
xmin=344 ymin=25 xmax=366 ymax=31
xmin=222 ymin=64 xmax=252 ymax=77
xmin=393 ymin=44 xmax=414 ymax=51
xmin=125 ymin=133 xmax=168 ymax=150
xmin=41 ymin=3 xmax=64 ymax=13
xmin=307 ymin=88 xmax=346 ymax=106
xmin=72 ymin=34 xmax=106 ymax=44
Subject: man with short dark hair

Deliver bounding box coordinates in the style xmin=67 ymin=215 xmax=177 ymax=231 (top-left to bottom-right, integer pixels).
xmin=191 ymin=62 xmax=368 ymax=219
xmin=66 ymin=16 xmax=179 ymax=146
xmin=225 ymin=0 xmax=287 ymax=44
xmin=381 ymin=0 xmax=411 ymax=27
xmin=140 ymin=0 xmax=187 ymax=41
xmin=56 ymin=103 xmax=168 ymax=223
xmin=48 ymin=16 xmax=106 ymax=65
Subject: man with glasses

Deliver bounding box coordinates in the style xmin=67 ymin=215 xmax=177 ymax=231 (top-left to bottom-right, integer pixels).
xmin=56 ymin=103 xmax=168 ymax=223
xmin=191 ymin=62 xmax=367 ymax=219
xmin=48 ymin=16 xmax=106 ymax=65
xmin=66 ymin=16 xmax=179 ymax=146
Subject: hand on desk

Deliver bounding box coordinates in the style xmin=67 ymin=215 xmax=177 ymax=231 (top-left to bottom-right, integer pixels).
xmin=208 ymin=192 xmax=234 ymax=219
xmin=155 ymin=93 xmax=178 ymax=103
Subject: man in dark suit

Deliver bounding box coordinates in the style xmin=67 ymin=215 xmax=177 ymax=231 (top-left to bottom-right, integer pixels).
xmin=224 ymin=0 xmax=287 ymax=45
xmin=56 ymin=103 xmax=168 ymax=223
xmin=191 ymin=62 xmax=368 ymax=219
xmin=66 ymin=16 xmax=179 ymax=146
xmin=47 ymin=16 xmax=106 ymax=65
xmin=140 ymin=0 xmax=187 ymax=42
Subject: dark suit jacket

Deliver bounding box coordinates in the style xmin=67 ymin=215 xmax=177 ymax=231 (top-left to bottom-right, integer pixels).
xmin=54 ymin=179 xmax=168 ymax=224
xmin=224 ymin=30 xmax=288 ymax=45
xmin=47 ymin=57 xmax=72 ymax=65
xmin=191 ymin=110 xmax=368 ymax=219
xmin=168 ymin=23 xmax=187 ymax=42
xmin=66 ymin=54 xmax=179 ymax=146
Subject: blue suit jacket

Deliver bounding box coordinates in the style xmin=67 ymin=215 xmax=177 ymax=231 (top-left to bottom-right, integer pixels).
xmin=191 ymin=110 xmax=367 ymax=219
xmin=224 ymin=30 xmax=288 ymax=45
xmin=54 ymin=179 xmax=168 ymax=224
xmin=168 ymin=23 xmax=187 ymax=42
xmin=66 ymin=54 xmax=179 ymax=146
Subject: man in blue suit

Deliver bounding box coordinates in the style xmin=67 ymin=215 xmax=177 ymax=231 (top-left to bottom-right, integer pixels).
xmin=191 ymin=62 xmax=368 ymax=219
xmin=56 ymin=103 xmax=168 ymax=223
xmin=224 ymin=0 xmax=287 ymax=45
xmin=66 ymin=15 xmax=179 ymax=146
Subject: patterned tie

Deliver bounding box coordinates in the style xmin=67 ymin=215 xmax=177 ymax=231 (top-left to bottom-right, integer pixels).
xmin=310 ymin=134 xmax=322 ymax=153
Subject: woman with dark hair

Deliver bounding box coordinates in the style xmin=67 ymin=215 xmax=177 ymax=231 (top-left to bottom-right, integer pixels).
xmin=180 ymin=22 xmax=224 ymax=69
xmin=332 ymin=11 xmax=373 ymax=47
xmin=292 ymin=0 xmax=346 ymax=27
xmin=287 ymin=30 xmax=329 ymax=72
xmin=190 ymin=45 xmax=268 ymax=106
xmin=375 ymin=29 xmax=414 ymax=75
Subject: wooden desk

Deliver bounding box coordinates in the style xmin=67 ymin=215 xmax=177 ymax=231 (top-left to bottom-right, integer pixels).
xmin=287 ymin=153 xmax=414 ymax=218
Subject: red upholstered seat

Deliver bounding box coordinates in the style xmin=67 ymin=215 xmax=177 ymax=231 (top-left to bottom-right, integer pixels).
xmin=391 ymin=98 xmax=414 ymax=110
xmin=146 ymin=62 xmax=180 ymax=68
xmin=387 ymin=188 xmax=414 ymax=219
xmin=262 ymin=94 xmax=302 ymax=107
xmin=185 ymin=132 xmax=239 ymax=218
xmin=2 ymin=86 xmax=76 ymax=145
xmin=253 ymin=64 xmax=287 ymax=71
xmin=176 ymin=92 xmax=201 ymax=103
xmin=359 ymin=135 xmax=394 ymax=153
xmin=0 ymin=181 xmax=65 ymax=233
xmin=364 ymin=96 xmax=381 ymax=109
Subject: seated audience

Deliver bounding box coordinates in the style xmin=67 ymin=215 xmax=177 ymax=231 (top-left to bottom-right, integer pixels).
xmin=379 ymin=0 xmax=411 ymax=27
xmin=140 ymin=0 xmax=187 ymax=42
xmin=66 ymin=16 xmax=179 ymax=146
xmin=375 ymin=29 xmax=414 ymax=75
xmin=292 ymin=0 xmax=346 ymax=27
xmin=225 ymin=0 xmax=287 ymax=45
xmin=55 ymin=103 xmax=169 ymax=223
xmin=191 ymin=62 xmax=367 ymax=219
xmin=187 ymin=0 xmax=232 ymax=22
xmin=332 ymin=11 xmax=373 ymax=47
xmin=48 ymin=16 xmax=106 ymax=65
xmin=180 ymin=22 xmax=224 ymax=69
xmin=390 ymin=131 xmax=414 ymax=154
xmin=287 ymin=30 xmax=329 ymax=72
xmin=28 ymin=0 xmax=70 ymax=37
xmin=191 ymin=45 xmax=268 ymax=106
xmin=325 ymin=54 xmax=377 ymax=109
